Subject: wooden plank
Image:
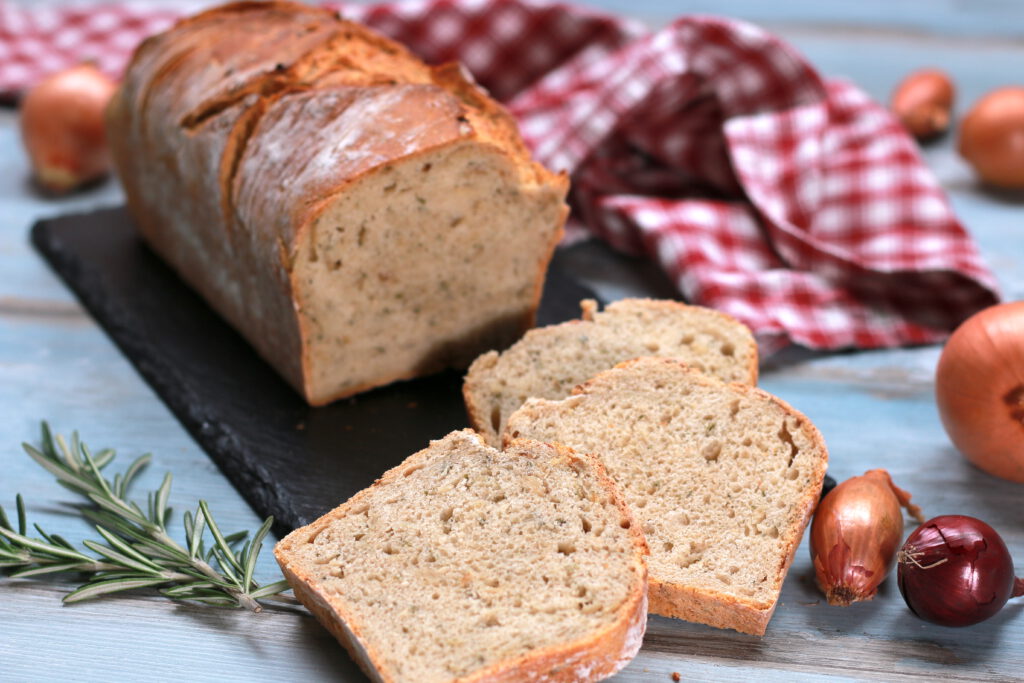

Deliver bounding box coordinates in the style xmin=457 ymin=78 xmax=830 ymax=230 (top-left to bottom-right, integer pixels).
xmin=2 ymin=5 xmax=1024 ymax=682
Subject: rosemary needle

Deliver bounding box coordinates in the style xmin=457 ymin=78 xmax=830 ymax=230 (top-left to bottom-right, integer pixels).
xmin=0 ymin=423 xmax=294 ymax=611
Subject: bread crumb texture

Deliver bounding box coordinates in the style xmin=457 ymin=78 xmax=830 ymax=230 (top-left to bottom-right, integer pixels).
xmin=505 ymin=357 xmax=827 ymax=635
xmin=464 ymin=298 xmax=758 ymax=446
xmin=276 ymin=431 xmax=647 ymax=682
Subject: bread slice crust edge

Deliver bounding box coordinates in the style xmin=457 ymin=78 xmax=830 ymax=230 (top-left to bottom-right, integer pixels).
xmin=274 ymin=430 xmax=649 ymax=681
xmin=502 ymin=357 xmax=828 ymax=636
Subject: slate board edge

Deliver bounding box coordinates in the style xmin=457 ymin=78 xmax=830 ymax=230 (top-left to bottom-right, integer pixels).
xmin=29 ymin=208 xmax=601 ymax=538
xmin=31 ymin=211 xmax=311 ymax=537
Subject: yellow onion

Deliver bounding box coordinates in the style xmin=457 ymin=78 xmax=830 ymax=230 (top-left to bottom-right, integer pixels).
xmin=19 ymin=64 xmax=116 ymax=194
xmin=810 ymin=469 xmax=924 ymax=606
xmin=936 ymin=301 xmax=1024 ymax=482
xmin=958 ymin=86 xmax=1024 ymax=189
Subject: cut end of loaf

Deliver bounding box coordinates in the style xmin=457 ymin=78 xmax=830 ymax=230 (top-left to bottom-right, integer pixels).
xmin=464 ymin=298 xmax=758 ymax=446
xmin=290 ymin=140 xmax=566 ymax=404
xmin=275 ymin=430 xmax=648 ymax=682
xmin=504 ymin=357 xmax=827 ymax=635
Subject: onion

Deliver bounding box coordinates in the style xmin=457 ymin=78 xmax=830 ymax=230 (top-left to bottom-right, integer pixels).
xmin=810 ymin=469 xmax=924 ymax=606
xmin=890 ymin=68 xmax=955 ymax=140
xmin=898 ymin=515 xmax=1023 ymax=626
xmin=958 ymin=86 xmax=1024 ymax=189
xmin=19 ymin=64 xmax=116 ymax=194
xmin=935 ymin=301 xmax=1024 ymax=483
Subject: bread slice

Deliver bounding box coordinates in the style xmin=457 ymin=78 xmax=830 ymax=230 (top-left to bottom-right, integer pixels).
xmin=504 ymin=357 xmax=827 ymax=636
xmin=108 ymin=2 xmax=568 ymax=405
xmin=465 ymin=298 xmax=758 ymax=446
xmin=274 ymin=430 xmax=649 ymax=682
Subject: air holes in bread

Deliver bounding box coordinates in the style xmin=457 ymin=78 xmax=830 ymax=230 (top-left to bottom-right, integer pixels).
xmin=778 ymin=421 xmax=800 ymax=467
xmin=557 ymin=542 xmax=576 ymax=555
xmin=702 ymin=440 xmax=721 ymax=462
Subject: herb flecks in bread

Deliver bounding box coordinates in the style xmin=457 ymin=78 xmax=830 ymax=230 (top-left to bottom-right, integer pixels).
xmin=505 ymin=357 xmax=828 ymax=635
xmin=275 ymin=431 xmax=648 ymax=682
xmin=108 ymin=1 xmax=568 ymax=405
xmin=465 ymin=298 xmax=758 ymax=446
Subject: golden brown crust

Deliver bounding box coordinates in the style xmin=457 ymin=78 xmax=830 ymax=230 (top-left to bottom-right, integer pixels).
xmin=275 ymin=432 xmax=648 ymax=682
xmin=110 ymin=1 xmax=568 ymax=405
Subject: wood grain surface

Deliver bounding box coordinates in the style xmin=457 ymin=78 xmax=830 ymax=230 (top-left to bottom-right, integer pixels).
xmin=2 ymin=2 xmax=1023 ymax=681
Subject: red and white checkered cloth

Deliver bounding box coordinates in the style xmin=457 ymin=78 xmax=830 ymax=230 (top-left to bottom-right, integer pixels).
xmin=0 ymin=0 xmax=1000 ymax=353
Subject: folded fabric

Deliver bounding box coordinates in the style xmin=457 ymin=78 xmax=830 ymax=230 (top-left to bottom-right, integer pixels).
xmin=0 ymin=0 xmax=999 ymax=353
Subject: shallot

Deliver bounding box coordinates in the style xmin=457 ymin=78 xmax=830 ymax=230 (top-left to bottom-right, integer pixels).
xmin=890 ymin=68 xmax=955 ymax=140
xmin=810 ymin=469 xmax=924 ymax=606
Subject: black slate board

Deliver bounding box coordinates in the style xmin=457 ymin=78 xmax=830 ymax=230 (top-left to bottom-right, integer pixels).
xmin=31 ymin=207 xmax=598 ymax=536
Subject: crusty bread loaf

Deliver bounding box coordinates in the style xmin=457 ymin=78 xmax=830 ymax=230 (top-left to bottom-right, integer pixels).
xmin=465 ymin=298 xmax=758 ymax=446
xmin=108 ymin=1 xmax=568 ymax=405
xmin=274 ymin=430 xmax=649 ymax=682
xmin=505 ymin=357 xmax=827 ymax=636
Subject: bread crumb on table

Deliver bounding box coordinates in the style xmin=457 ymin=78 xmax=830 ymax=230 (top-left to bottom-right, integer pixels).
xmin=672 ymin=673 xmax=681 ymax=681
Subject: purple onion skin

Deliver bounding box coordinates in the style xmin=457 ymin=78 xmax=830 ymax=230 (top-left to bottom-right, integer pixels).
xmin=898 ymin=515 xmax=1019 ymax=627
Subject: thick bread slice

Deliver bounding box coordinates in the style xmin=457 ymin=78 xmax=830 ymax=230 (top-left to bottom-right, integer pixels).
xmin=275 ymin=430 xmax=649 ymax=682
xmin=108 ymin=1 xmax=568 ymax=405
xmin=465 ymin=298 xmax=758 ymax=446
xmin=504 ymin=357 xmax=827 ymax=636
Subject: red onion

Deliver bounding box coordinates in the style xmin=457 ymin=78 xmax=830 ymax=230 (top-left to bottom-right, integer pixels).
xmin=897 ymin=515 xmax=1024 ymax=626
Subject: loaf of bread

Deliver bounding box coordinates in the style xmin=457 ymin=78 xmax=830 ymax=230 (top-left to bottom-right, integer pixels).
xmin=505 ymin=357 xmax=828 ymax=635
xmin=108 ymin=1 xmax=568 ymax=405
xmin=464 ymin=298 xmax=758 ymax=446
xmin=274 ymin=430 xmax=649 ymax=682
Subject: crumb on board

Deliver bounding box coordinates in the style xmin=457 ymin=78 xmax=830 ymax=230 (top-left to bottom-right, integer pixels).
xmin=672 ymin=673 xmax=681 ymax=682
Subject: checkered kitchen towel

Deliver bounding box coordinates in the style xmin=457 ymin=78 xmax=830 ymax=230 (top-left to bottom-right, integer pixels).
xmin=0 ymin=0 xmax=1000 ymax=353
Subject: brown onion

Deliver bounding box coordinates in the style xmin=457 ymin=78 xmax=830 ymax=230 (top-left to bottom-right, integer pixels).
xmin=958 ymin=86 xmax=1024 ymax=189
xmin=890 ymin=68 xmax=955 ymax=140
xmin=810 ymin=469 xmax=924 ymax=606
xmin=19 ymin=64 xmax=116 ymax=194
xmin=936 ymin=301 xmax=1024 ymax=483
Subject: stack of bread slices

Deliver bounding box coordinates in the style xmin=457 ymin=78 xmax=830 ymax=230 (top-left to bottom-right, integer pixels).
xmin=276 ymin=298 xmax=828 ymax=682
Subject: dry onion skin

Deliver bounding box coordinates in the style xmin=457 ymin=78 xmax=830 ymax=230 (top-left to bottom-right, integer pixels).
xmin=936 ymin=301 xmax=1024 ymax=483
xmin=958 ymin=86 xmax=1024 ymax=190
xmin=890 ymin=68 xmax=955 ymax=140
xmin=19 ymin=64 xmax=116 ymax=194
xmin=810 ymin=469 xmax=924 ymax=606
xmin=898 ymin=515 xmax=1023 ymax=626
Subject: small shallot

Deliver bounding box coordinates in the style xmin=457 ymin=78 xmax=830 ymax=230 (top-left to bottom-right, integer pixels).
xmin=19 ymin=64 xmax=116 ymax=194
xmin=810 ymin=469 xmax=925 ymax=606
xmin=890 ymin=68 xmax=955 ymax=140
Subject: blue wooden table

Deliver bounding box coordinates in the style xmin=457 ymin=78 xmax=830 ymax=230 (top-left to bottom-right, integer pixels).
xmin=2 ymin=1 xmax=1022 ymax=680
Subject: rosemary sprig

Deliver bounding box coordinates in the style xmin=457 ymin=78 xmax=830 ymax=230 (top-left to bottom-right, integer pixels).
xmin=0 ymin=423 xmax=292 ymax=611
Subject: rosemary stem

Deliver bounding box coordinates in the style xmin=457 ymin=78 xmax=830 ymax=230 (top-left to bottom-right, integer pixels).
xmin=153 ymin=529 xmax=263 ymax=611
